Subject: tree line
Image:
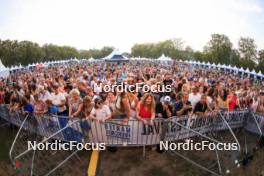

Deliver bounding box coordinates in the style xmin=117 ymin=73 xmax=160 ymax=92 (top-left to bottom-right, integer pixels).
xmin=1 ymin=34 xmax=264 ymax=73
xmin=0 ymin=39 xmax=113 ymax=66
xmin=131 ymin=34 xmax=264 ymax=73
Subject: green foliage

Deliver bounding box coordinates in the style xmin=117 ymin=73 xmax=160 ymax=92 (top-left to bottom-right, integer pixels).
xmin=131 ymin=34 xmax=261 ymax=72
xmin=256 ymin=50 xmax=264 ymax=73
xmin=193 ymin=51 xmax=205 ymax=62
xmin=258 ymin=50 xmax=264 ymax=62
xmin=239 ymin=59 xmax=256 ymax=70
xmin=238 ymin=37 xmax=257 ymax=61
xmin=131 ymin=38 xmax=192 ymax=60
xmin=0 ymin=39 xmax=113 ymax=66
xmin=0 ymin=36 xmax=263 ymax=73
xmin=0 ymin=40 xmax=44 ymax=66
xmin=203 ymin=34 xmax=233 ymax=64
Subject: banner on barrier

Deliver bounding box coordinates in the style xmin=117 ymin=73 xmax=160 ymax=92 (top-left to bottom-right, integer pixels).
xmin=0 ymin=104 xmax=263 ymax=146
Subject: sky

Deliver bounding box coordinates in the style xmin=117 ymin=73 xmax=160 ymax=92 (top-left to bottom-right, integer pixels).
xmin=0 ymin=0 xmax=264 ymax=52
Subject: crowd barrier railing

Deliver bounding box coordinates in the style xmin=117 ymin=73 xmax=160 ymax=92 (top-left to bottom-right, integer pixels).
xmin=0 ymin=104 xmax=263 ymax=146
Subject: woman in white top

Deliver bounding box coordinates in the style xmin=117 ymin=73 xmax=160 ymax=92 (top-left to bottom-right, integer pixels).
xmin=90 ymin=98 xmax=111 ymax=122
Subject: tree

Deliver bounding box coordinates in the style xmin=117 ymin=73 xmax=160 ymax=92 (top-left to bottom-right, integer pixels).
xmin=238 ymin=37 xmax=257 ymax=62
xmin=203 ymin=34 xmax=233 ymax=64
xmin=230 ymin=49 xmax=240 ymax=66
xmin=239 ymin=59 xmax=256 ymax=70
xmin=258 ymin=49 xmax=264 ymax=62
xmin=193 ymin=51 xmax=205 ymax=62
xmin=171 ymin=38 xmax=184 ymax=51
xmin=256 ymin=49 xmax=264 ymax=72
xmin=0 ymin=38 xmax=116 ymax=66
xmin=131 ymin=39 xmax=188 ymax=59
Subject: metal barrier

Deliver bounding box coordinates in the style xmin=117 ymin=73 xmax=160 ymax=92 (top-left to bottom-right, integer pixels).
xmin=1 ymin=104 xmax=264 ymax=176
xmin=0 ymin=104 xmax=263 ymax=146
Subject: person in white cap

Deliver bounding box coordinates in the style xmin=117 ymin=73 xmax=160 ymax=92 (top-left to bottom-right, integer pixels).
xmin=156 ymin=95 xmax=173 ymax=119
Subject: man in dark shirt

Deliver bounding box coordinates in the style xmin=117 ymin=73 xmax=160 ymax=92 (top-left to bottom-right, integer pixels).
xmin=175 ymin=93 xmax=192 ymax=116
xmin=193 ymin=94 xmax=208 ymax=116
xmin=156 ymin=96 xmax=173 ymax=153
xmin=156 ymin=96 xmax=173 ymax=119
xmin=163 ymin=73 xmax=173 ymax=86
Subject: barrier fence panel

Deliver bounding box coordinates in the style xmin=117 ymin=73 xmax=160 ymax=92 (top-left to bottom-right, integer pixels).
xmin=0 ymin=104 xmax=264 ymax=146
xmin=244 ymin=112 xmax=264 ymax=135
xmin=1 ymin=104 xmax=264 ymax=175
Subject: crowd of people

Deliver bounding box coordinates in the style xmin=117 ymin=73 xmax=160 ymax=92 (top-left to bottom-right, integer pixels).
xmin=0 ymin=61 xmax=264 ymax=124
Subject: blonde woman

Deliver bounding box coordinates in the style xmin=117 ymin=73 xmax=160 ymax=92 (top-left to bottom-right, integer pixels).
xmin=82 ymin=96 xmax=94 ymax=119
xmin=127 ymin=91 xmax=139 ymax=118
xmin=112 ymin=92 xmax=131 ymax=121
xmin=68 ymin=89 xmax=83 ymax=118
xmin=136 ymin=93 xmax=156 ymax=124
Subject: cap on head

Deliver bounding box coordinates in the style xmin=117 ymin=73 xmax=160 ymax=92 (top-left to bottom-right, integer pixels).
xmin=83 ymin=71 xmax=88 ymax=76
xmin=163 ymin=96 xmax=171 ymax=104
xmin=94 ymin=97 xmax=103 ymax=104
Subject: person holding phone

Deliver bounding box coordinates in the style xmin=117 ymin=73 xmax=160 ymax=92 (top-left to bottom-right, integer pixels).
xmin=175 ymin=93 xmax=193 ymax=117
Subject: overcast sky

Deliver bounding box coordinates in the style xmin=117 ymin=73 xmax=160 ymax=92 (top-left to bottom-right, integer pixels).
xmin=0 ymin=0 xmax=264 ymax=52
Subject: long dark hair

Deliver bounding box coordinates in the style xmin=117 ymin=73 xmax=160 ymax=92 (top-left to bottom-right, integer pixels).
xmin=220 ymin=89 xmax=228 ymax=101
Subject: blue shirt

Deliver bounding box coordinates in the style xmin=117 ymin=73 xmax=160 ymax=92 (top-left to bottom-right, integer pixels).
xmin=24 ymin=103 xmax=34 ymax=113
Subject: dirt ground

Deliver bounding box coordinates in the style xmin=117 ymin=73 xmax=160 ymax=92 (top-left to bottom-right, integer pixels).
xmin=98 ymin=147 xmax=264 ymax=176
xmin=0 ymin=123 xmax=263 ymax=176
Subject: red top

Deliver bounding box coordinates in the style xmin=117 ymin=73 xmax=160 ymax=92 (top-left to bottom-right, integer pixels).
xmin=228 ymin=95 xmax=237 ymax=110
xmin=139 ymin=103 xmax=152 ymax=119
xmin=0 ymin=91 xmax=4 ymax=104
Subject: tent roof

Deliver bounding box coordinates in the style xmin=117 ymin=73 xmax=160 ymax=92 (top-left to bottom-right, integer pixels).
xmin=157 ymin=54 xmax=172 ymax=61
xmin=0 ymin=59 xmax=10 ymax=78
xmin=0 ymin=59 xmax=8 ymax=71
xmin=104 ymin=49 xmax=129 ymax=61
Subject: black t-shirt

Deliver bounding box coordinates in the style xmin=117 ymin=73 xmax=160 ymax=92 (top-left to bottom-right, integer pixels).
xmin=175 ymin=100 xmax=192 ymax=116
xmin=163 ymin=79 xmax=173 ymax=86
xmin=194 ymin=102 xmax=208 ymax=113
xmin=153 ymin=92 xmax=163 ymax=103
xmin=4 ymin=91 xmax=12 ymax=104
xmin=156 ymin=102 xmax=173 ymax=119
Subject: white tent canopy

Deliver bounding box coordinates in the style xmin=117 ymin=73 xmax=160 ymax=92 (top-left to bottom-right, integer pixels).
xmin=0 ymin=59 xmax=10 ymax=78
xmin=250 ymin=69 xmax=257 ymax=76
xmin=212 ymin=63 xmax=216 ymax=67
xmin=182 ymin=59 xmax=264 ymax=78
xmin=258 ymin=70 xmax=263 ymax=76
xmin=103 ymin=49 xmax=129 ymax=61
xmin=157 ymin=54 xmax=172 ymax=61
xmin=245 ymin=68 xmax=251 ymax=73
xmin=88 ymin=57 xmax=96 ymax=62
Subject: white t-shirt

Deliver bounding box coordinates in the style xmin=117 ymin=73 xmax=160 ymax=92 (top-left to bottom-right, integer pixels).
xmin=250 ymin=99 xmax=259 ymax=112
xmin=39 ymin=91 xmax=51 ymax=102
xmin=188 ymin=93 xmax=201 ymax=109
xmin=91 ymin=105 xmax=111 ymax=121
xmin=51 ymin=92 xmax=66 ymax=112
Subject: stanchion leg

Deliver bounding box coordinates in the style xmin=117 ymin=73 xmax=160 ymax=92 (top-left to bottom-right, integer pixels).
xmin=142 ymin=145 xmax=146 ymax=159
